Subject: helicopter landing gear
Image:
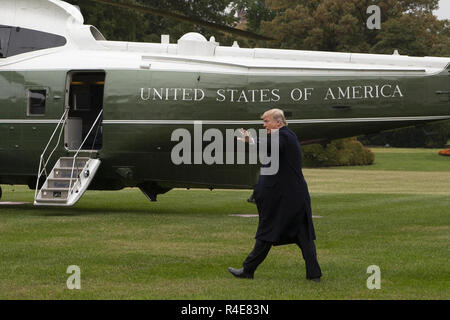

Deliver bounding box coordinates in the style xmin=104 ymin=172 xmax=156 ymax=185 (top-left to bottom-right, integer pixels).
xmin=138 ymin=182 xmax=172 ymax=202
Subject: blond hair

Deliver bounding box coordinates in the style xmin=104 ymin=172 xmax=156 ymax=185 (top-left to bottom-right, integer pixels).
xmin=261 ymin=108 xmax=287 ymax=126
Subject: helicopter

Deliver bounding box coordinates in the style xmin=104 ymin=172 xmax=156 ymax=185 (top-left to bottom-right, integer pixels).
xmin=0 ymin=0 xmax=449 ymax=206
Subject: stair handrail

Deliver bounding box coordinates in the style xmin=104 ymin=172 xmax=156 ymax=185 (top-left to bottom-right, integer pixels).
xmin=34 ymin=108 xmax=69 ymax=201
xmin=68 ymin=109 xmax=103 ymax=194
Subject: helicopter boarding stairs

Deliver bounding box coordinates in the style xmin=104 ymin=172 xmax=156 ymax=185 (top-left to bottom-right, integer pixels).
xmin=34 ymin=109 xmax=102 ymax=206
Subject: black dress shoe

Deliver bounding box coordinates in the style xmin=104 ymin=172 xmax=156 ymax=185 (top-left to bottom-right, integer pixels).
xmin=228 ymin=267 xmax=254 ymax=279
xmin=247 ymin=196 xmax=256 ymax=204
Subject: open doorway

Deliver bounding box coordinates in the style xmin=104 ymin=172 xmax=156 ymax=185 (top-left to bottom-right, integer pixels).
xmin=65 ymin=71 xmax=105 ymax=151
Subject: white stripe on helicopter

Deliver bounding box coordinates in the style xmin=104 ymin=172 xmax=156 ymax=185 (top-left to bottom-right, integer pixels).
xmin=1 ymin=115 xmax=449 ymax=125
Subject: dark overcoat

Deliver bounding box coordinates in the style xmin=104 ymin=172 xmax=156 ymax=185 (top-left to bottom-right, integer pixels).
xmin=253 ymin=126 xmax=316 ymax=245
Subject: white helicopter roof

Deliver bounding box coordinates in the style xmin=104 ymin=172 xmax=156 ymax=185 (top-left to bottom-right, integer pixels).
xmin=0 ymin=0 xmax=104 ymax=51
xmin=0 ymin=0 xmax=449 ymax=75
xmin=0 ymin=0 xmax=83 ymax=38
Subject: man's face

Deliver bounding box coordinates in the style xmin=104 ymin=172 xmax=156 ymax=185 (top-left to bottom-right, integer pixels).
xmin=263 ymin=115 xmax=281 ymax=134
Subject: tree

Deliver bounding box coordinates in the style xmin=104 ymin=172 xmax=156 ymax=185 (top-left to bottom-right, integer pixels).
xmin=259 ymin=0 xmax=449 ymax=56
xmin=235 ymin=0 xmax=275 ymax=33
xmin=66 ymin=0 xmax=239 ymax=44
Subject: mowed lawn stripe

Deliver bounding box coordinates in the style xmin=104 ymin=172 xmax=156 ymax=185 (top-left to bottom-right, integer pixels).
xmin=305 ymin=169 xmax=450 ymax=195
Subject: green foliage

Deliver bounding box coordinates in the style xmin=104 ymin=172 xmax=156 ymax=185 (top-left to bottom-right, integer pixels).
xmin=370 ymin=12 xmax=450 ymax=56
xmin=358 ymin=121 xmax=450 ymax=148
xmin=66 ymin=0 xmax=240 ymax=45
xmin=236 ymin=0 xmax=275 ymax=33
xmin=302 ymin=137 xmax=375 ymax=167
xmin=259 ymin=0 xmax=450 ymax=56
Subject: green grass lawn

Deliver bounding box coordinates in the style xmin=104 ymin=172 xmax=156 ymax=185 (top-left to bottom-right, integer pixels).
xmin=335 ymin=147 xmax=450 ymax=172
xmin=0 ymin=148 xmax=449 ymax=299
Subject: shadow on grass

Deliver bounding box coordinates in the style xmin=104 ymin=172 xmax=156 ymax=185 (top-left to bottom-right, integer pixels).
xmin=1 ymin=200 xmax=257 ymax=218
xmin=0 ymin=187 xmax=256 ymax=218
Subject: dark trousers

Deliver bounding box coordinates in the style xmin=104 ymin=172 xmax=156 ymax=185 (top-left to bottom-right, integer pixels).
xmin=242 ymin=227 xmax=322 ymax=279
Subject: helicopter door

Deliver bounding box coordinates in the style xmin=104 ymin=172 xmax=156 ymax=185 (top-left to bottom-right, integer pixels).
xmin=65 ymin=71 xmax=105 ymax=151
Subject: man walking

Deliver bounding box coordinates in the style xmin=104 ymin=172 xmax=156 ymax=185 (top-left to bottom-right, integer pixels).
xmin=228 ymin=108 xmax=322 ymax=281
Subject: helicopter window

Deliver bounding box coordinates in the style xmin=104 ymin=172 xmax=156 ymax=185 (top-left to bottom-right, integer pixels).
xmin=0 ymin=27 xmax=11 ymax=58
xmin=90 ymin=26 xmax=106 ymax=41
xmin=27 ymin=89 xmax=47 ymax=116
xmin=3 ymin=25 xmax=66 ymax=58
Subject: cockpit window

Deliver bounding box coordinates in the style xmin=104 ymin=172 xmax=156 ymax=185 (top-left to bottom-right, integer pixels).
xmin=0 ymin=27 xmax=11 ymax=58
xmin=0 ymin=25 xmax=66 ymax=58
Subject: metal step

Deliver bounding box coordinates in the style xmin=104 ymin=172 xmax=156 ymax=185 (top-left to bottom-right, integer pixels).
xmin=39 ymin=187 xmax=69 ymax=199
xmin=58 ymin=157 xmax=90 ymax=168
xmin=46 ymin=178 xmax=76 ymax=188
xmin=34 ymin=157 xmax=101 ymax=206
xmin=53 ymin=167 xmax=82 ymax=178
xmin=35 ymin=198 xmax=68 ymax=204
